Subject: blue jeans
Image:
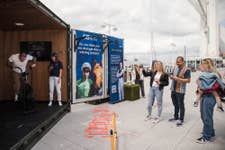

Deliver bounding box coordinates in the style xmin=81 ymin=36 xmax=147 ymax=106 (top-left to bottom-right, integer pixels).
xmin=200 ymin=94 xmax=216 ymax=140
xmin=147 ymin=87 xmax=163 ymax=118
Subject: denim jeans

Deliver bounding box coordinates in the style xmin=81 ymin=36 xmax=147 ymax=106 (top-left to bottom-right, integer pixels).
xmin=118 ymin=78 xmax=124 ymax=100
xmin=200 ymin=94 xmax=216 ymax=140
xmin=147 ymin=86 xmax=163 ymax=117
xmin=171 ymin=91 xmax=185 ymax=121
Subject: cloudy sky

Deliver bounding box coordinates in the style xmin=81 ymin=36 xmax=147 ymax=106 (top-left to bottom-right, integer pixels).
xmin=40 ymin=0 xmax=225 ymax=61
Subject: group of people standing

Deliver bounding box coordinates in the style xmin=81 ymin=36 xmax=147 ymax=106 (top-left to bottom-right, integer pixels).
xmin=136 ymin=56 xmax=224 ymax=144
xmin=8 ymin=51 xmax=225 ymax=144
xmin=8 ymin=51 xmax=63 ymax=107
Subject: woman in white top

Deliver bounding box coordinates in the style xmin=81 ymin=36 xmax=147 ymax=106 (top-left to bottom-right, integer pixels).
xmin=143 ymin=61 xmax=169 ymax=123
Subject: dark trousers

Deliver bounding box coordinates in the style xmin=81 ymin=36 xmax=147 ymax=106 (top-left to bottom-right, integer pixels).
xmin=135 ymin=79 xmax=139 ymax=84
xmin=200 ymin=94 xmax=216 ymax=140
xmin=135 ymin=79 xmax=145 ymax=97
xmin=139 ymin=80 xmax=145 ymax=97
xmin=171 ymin=91 xmax=185 ymax=121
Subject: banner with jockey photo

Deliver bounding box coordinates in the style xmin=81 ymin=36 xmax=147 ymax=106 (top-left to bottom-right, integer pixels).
xmin=107 ymin=36 xmax=124 ymax=103
xmin=73 ymin=30 xmax=104 ymax=103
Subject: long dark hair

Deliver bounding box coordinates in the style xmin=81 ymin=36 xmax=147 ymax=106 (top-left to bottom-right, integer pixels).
xmin=134 ymin=65 xmax=140 ymax=79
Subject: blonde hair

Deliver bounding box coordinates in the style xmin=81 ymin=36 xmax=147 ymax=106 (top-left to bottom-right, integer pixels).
xmin=202 ymin=58 xmax=215 ymax=71
xmin=205 ymin=58 xmax=216 ymax=72
xmin=155 ymin=61 xmax=165 ymax=73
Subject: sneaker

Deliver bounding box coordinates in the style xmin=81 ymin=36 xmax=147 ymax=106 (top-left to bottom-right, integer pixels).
xmin=168 ymin=118 xmax=178 ymax=122
xmin=217 ymin=106 xmax=224 ymax=112
xmin=152 ymin=117 xmax=160 ymax=124
xmin=176 ymin=120 xmax=183 ymax=126
xmin=58 ymin=101 xmax=62 ymax=106
xmin=144 ymin=115 xmax=152 ymax=121
xmin=196 ymin=137 xmax=209 ymax=144
xmin=48 ymin=101 xmax=52 ymax=107
xmin=15 ymin=94 xmax=18 ymax=102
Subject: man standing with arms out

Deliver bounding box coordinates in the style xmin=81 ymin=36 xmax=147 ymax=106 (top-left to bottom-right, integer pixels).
xmin=169 ymin=56 xmax=191 ymax=126
xmin=8 ymin=51 xmax=36 ymax=102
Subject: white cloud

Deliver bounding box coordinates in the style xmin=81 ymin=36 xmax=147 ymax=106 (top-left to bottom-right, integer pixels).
xmin=217 ymin=0 xmax=225 ymax=25
xmin=40 ymin=0 xmax=201 ymax=55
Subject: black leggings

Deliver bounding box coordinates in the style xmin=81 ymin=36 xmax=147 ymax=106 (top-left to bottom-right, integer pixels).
xmin=135 ymin=79 xmax=145 ymax=97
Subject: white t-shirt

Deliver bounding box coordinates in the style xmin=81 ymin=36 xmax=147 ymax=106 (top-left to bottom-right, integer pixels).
xmin=8 ymin=53 xmax=33 ymax=73
xmin=139 ymin=69 xmax=144 ymax=80
xmin=152 ymin=72 xmax=162 ymax=87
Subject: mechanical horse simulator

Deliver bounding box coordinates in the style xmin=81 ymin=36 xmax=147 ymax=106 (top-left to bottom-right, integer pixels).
xmin=15 ymin=67 xmax=36 ymax=114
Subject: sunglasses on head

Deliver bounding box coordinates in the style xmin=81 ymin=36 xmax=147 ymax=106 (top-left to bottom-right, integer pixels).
xmin=202 ymin=60 xmax=209 ymax=65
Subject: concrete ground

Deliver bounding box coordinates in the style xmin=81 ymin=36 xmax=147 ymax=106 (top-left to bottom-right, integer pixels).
xmin=32 ymin=71 xmax=225 ymax=150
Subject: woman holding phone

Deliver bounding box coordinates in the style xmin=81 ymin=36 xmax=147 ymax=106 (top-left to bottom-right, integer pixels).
xmin=48 ymin=52 xmax=63 ymax=107
xmin=143 ymin=61 xmax=169 ymax=123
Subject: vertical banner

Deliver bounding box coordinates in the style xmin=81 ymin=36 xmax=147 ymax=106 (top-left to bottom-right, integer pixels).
xmin=74 ymin=30 xmax=103 ymax=103
xmin=108 ymin=36 xmax=124 ymax=103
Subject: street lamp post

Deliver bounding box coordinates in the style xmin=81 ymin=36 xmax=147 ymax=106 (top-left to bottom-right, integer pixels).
xmin=184 ymin=45 xmax=187 ymax=61
xmin=170 ymin=43 xmax=176 ymax=66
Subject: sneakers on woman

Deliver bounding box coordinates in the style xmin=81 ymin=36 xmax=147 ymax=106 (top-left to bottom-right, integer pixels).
xmin=196 ymin=137 xmax=209 ymax=144
xmin=144 ymin=115 xmax=152 ymax=121
xmin=217 ymin=106 xmax=224 ymax=112
xmin=48 ymin=101 xmax=52 ymax=107
xmin=15 ymin=94 xmax=18 ymax=102
xmin=58 ymin=101 xmax=62 ymax=106
xmin=152 ymin=117 xmax=160 ymax=124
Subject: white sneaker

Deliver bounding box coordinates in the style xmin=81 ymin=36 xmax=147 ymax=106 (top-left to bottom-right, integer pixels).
xmin=176 ymin=120 xmax=183 ymax=126
xmin=58 ymin=101 xmax=62 ymax=106
xmin=196 ymin=137 xmax=209 ymax=144
xmin=144 ymin=115 xmax=152 ymax=121
xmin=152 ymin=117 xmax=160 ymax=124
xmin=48 ymin=101 xmax=52 ymax=107
xmin=15 ymin=94 xmax=18 ymax=102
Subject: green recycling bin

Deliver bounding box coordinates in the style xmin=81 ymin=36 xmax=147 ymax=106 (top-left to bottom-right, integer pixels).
xmin=124 ymin=84 xmax=140 ymax=101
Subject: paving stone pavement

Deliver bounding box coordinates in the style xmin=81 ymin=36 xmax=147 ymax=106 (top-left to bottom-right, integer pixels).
xmin=32 ymin=71 xmax=225 ymax=150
